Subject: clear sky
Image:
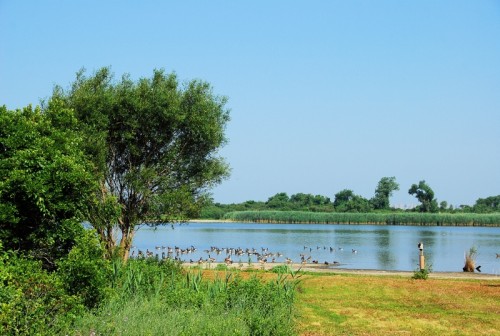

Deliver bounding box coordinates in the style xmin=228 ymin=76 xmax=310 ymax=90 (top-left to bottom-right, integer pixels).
xmin=1 ymin=1 xmax=499 ymax=208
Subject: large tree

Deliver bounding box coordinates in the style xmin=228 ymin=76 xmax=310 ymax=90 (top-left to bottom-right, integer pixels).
xmin=371 ymin=176 xmax=399 ymax=210
xmin=0 ymin=102 xmax=95 ymax=269
xmin=408 ymin=180 xmax=438 ymax=213
xmin=51 ymin=68 xmax=230 ymax=260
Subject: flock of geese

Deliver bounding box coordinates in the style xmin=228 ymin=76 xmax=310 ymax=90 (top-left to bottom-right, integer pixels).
xmin=130 ymin=244 xmax=359 ymax=266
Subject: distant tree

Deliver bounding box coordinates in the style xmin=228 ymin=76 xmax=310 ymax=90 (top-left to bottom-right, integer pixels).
xmin=439 ymin=201 xmax=448 ymax=212
xmin=371 ymin=176 xmax=399 ymax=210
xmin=334 ymin=189 xmax=372 ymax=212
xmin=0 ymin=103 xmax=95 ymax=269
xmin=473 ymin=195 xmax=500 ymax=213
xmin=408 ymin=180 xmax=438 ymax=213
xmin=289 ymin=193 xmax=312 ymax=208
xmin=51 ymin=67 xmax=230 ymax=261
xmin=266 ymin=192 xmax=290 ymax=209
xmin=333 ymin=189 xmax=355 ymax=208
xmin=459 ymin=204 xmax=473 ymax=212
xmin=289 ymin=193 xmax=332 ymax=211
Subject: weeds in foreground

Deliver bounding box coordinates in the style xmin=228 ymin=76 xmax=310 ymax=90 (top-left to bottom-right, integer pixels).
xmin=67 ymin=259 xmax=298 ymax=335
xmin=412 ymin=264 xmax=432 ymax=280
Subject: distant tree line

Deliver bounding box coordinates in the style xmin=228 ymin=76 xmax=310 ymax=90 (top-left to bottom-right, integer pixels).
xmin=201 ymin=177 xmax=499 ymax=219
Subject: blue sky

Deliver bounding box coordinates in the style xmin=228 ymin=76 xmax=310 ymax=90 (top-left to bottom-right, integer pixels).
xmin=1 ymin=1 xmax=499 ymax=207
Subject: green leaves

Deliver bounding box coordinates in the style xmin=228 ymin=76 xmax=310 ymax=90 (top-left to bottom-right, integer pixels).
xmin=0 ymin=104 xmax=96 ymax=267
xmin=408 ymin=180 xmax=438 ymax=213
xmin=52 ymin=67 xmax=231 ymax=259
xmin=371 ymin=176 xmax=399 ymax=210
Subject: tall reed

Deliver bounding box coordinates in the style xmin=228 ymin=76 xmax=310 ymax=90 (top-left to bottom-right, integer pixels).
xmin=223 ymin=210 xmax=500 ymax=226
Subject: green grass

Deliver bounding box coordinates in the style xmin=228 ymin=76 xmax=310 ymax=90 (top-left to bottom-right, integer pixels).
xmin=64 ymin=259 xmax=298 ymax=336
xmin=296 ymin=273 xmax=500 ymax=335
xmin=223 ymin=210 xmax=500 ymax=226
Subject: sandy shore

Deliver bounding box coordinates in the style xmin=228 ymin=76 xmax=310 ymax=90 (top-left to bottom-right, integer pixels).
xmin=184 ymin=261 xmax=500 ymax=280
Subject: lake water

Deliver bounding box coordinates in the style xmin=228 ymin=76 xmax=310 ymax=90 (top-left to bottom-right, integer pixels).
xmin=131 ymin=222 xmax=500 ymax=275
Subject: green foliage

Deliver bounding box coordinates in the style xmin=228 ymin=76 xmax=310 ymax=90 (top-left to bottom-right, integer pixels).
xmin=200 ymin=192 xmax=335 ymax=219
xmin=408 ymin=180 xmax=439 ymax=213
xmin=0 ymin=244 xmax=84 ymax=335
xmin=223 ymin=210 xmax=500 ymax=226
xmin=0 ymin=104 xmax=96 ymax=268
xmin=473 ymin=195 xmax=500 ymax=213
xmin=67 ymin=259 xmax=297 ymax=336
xmin=333 ymin=189 xmax=373 ymax=212
xmin=200 ymin=204 xmax=227 ymax=219
xmin=52 ymin=68 xmax=231 ymax=259
xmin=266 ymin=192 xmax=291 ymax=209
xmin=271 ymin=264 xmax=293 ymax=273
xmin=371 ymin=176 xmax=399 ymax=210
xmin=412 ymin=264 xmax=432 ymax=280
xmin=57 ymin=230 xmax=111 ymax=309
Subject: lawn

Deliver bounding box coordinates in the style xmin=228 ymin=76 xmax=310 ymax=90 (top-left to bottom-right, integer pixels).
xmin=295 ymin=272 xmax=500 ymax=335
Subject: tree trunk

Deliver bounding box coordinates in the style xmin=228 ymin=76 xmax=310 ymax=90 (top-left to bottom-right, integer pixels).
xmin=96 ymin=224 xmax=116 ymax=259
xmin=119 ymin=225 xmax=135 ymax=263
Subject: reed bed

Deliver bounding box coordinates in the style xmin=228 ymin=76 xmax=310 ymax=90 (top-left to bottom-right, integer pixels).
xmin=223 ymin=210 xmax=500 ymax=226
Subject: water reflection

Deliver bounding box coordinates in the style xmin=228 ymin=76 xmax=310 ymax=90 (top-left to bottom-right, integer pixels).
xmin=375 ymin=229 xmax=396 ymax=269
xmin=132 ymin=223 xmax=500 ymax=274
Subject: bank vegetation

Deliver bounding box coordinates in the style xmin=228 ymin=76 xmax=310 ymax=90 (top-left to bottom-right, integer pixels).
xmin=223 ymin=210 xmax=500 ymax=226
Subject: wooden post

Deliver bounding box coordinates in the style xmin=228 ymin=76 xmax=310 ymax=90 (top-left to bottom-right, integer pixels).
xmin=418 ymin=242 xmax=425 ymax=270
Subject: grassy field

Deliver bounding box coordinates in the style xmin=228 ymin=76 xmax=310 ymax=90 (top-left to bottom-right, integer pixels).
xmin=57 ymin=260 xmax=500 ymax=335
xmin=223 ymin=210 xmax=500 ymax=226
xmin=294 ymin=272 xmax=500 ymax=336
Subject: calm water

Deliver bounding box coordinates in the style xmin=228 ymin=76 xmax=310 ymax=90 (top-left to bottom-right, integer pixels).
xmin=131 ymin=222 xmax=500 ymax=275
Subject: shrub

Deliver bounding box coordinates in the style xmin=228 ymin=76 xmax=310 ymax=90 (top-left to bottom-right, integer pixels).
xmin=0 ymin=243 xmax=84 ymax=335
xmin=57 ymin=229 xmax=112 ymax=309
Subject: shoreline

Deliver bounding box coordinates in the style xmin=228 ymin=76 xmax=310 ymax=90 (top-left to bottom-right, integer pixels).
xmin=188 ymin=219 xmax=500 ymax=227
xmin=184 ymin=262 xmax=500 ymax=280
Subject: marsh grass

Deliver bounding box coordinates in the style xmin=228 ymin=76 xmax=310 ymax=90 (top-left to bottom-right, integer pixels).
xmin=67 ymin=258 xmax=298 ymax=335
xmin=223 ymin=210 xmax=500 ymax=226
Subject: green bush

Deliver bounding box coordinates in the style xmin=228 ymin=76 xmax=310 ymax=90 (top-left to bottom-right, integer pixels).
xmin=412 ymin=264 xmax=432 ymax=280
xmin=0 ymin=243 xmax=84 ymax=335
xmin=57 ymin=229 xmax=112 ymax=309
